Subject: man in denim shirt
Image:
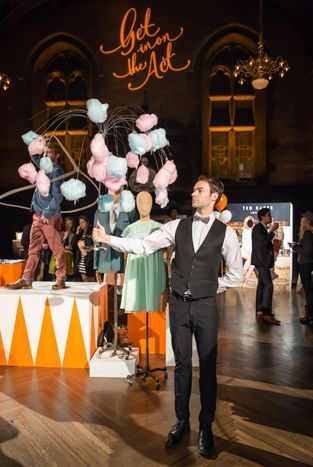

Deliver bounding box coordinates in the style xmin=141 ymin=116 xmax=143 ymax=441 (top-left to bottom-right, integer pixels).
xmin=8 ymin=141 xmax=66 ymax=290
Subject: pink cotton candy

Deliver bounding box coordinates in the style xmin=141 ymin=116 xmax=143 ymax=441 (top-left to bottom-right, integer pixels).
xmin=86 ymin=156 xmax=96 ymax=178
xmin=136 ymin=114 xmax=158 ymax=132
xmin=35 ymin=170 xmax=50 ymax=197
xmin=155 ymin=188 xmax=168 ymax=205
xmin=28 ymin=136 xmax=46 ymax=156
xmin=18 ymin=163 xmax=38 ymax=184
xmin=103 ymin=176 xmax=126 ymax=192
xmin=153 ymin=160 xmax=178 ymax=190
xmin=92 ymin=160 xmax=107 ymax=182
xmin=126 ymin=151 xmax=139 ymax=169
xmin=136 ymin=165 xmax=149 ymax=184
xmin=90 ymin=133 xmax=109 ymax=161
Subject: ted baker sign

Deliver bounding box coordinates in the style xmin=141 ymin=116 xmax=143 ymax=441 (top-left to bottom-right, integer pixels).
xmin=99 ymin=7 xmax=191 ymax=91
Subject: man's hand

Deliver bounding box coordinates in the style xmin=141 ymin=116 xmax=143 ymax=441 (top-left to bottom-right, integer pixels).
xmin=41 ymin=215 xmax=49 ymax=224
xmin=269 ymin=222 xmax=279 ymax=232
xmin=92 ymin=220 xmax=110 ymax=243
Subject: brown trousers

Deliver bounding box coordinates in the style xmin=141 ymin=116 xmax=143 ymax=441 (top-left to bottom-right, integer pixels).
xmin=23 ymin=213 xmax=66 ymax=281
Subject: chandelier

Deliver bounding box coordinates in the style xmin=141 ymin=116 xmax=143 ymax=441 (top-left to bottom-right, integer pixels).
xmin=0 ymin=73 xmax=11 ymax=91
xmin=234 ymin=0 xmax=289 ymax=90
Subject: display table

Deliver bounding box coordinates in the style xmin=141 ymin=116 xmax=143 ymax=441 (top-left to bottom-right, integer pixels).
xmin=0 ymin=282 xmax=107 ymax=368
xmin=0 ymin=260 xmax=25 ymax=286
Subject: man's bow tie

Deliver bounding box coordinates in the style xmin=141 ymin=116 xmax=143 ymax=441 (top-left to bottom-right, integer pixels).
xmin=193 ymin=214 xmax=210 ymax=224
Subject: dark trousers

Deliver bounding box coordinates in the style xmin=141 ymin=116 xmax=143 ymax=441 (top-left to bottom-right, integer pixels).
xmin=169 ymin=292 xmax=218 ymax=426
xmin=255 ymin=266 xmax=273 ymax=316
xmin=299 ymin=262 xmax=313 ymax=308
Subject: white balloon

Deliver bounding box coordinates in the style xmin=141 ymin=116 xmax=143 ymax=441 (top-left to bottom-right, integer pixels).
xmin=219 ymin=209 xmax=232 ymax=224
xmin=213 ymin=210 xmax=220 ymax=219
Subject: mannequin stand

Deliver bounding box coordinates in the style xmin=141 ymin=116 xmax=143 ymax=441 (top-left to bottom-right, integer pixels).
xmin=97 ymin=274 xmax=131 ymax=360
xmin=127 ymin=312 xmax=168 ymax=390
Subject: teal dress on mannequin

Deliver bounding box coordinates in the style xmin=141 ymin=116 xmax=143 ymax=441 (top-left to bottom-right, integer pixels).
xmin=121 ymin=220 xmax=166 ymax=312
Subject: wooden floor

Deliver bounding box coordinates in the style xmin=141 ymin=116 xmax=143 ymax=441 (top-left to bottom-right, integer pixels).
xmin=1 ymin=288 xmax=313 ymax=466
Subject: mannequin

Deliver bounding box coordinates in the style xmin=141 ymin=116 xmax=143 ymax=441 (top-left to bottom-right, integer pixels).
xmin=121 ymin=191 xmax=166 ymax=312
xmin=121 ymin=191 xmax=167 ymax=388
xmin=93 ymin=188 xmax=138 ymax=278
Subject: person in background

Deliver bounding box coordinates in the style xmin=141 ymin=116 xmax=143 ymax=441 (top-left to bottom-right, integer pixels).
xmin=251 ymin=208 xmax=281 ymax=325
xmin=290 ymin=211 xmax=313 ymax=325
xmin=75 ymin=215 xmax=95 ymax=282
xmin=21 ymin=223 xmax=31 ymax=260
xmin=241 ymin=217 xmax=254 ymax=277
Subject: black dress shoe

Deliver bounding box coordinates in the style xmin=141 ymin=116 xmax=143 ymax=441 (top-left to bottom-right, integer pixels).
xmin=165 ymin=420 xmax=190 ymax=448
xmin=198 ymin=425 xmax=215 ymax=458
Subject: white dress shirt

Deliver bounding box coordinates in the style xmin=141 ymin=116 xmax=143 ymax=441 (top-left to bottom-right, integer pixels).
xmin=108 ymin=214 xmax=243 ymax=293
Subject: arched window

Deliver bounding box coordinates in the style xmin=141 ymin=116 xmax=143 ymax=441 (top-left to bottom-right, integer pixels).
xmin=43 ymin=51 xmax=90 ymax=171
xmin=204 ymin=42 xmax=266 ymax=182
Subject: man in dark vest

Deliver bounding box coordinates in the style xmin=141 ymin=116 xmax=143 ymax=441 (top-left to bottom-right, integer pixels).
xmin=92 ymin=176 xmax=243 ymax=458
xmin=251 ymin=207 xmax=281 ymax=325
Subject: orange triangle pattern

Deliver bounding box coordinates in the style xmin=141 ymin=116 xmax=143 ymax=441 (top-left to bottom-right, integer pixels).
xmin=0 ymin=332 xmax=7 ymax=365
xmin=8 ymin=298 xmax=34 ymax=367
xmin=62 ymin=298 xmax=88 ymax=368
xmin=35 ymin=298 xmax=61 ymax=368
xmin=90 ymin=306 xmax=96 ymax=360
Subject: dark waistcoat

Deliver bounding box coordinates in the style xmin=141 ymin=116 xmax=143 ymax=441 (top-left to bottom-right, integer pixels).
xmin=171 ymin=216 xmax=226 ymax=298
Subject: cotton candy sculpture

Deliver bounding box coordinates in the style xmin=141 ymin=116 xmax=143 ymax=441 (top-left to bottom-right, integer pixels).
xmin=128 ymin=133 xmax=152 ymax=156
xmin=103 ymin=176 xmax=126 ymax=192
xmin=155 ymin=188 xmax=169 ymax=208
xmin=61 ymin=179 xmax=86 ymax=201
xmin=98 ymin=194 xmax=114 ymax=212
xmin=87 ymin=99 xmax=109 ymax=124
xmin=18 ymin=163 xmax=38 ymax=184
xmin=126 ymin=151 xmax=139 ymax=169
xmin=119 ymin=190 xmax=135 ymax=212
xmin=22 ymin=131 xmax=39 ymax=145
xmin=153 ymin=160 xmax=177 ymax=191
xmin=35 ymin=170 xmax=50 ymax=197
xmin=136 ymin=164 xmax=149 ymax=184
xmin=107 ymin=155 xmax=127 ymax=179
xmin=136 ymin=113 xmax=158 ymax=132
xmin=150 ymin=128 xmax=169 ymax=151
xmin=39 ymin=156 xmax=53 ymax=174
xmin=219 ymin=209 xmax=232 ymax=224
xmin=28 ymin=136 xmax=46 ymax=157
xmin=90 ymin=133 xmax=109 ymax=161
xmin=92 ymin=160 xmax=107 ymax=183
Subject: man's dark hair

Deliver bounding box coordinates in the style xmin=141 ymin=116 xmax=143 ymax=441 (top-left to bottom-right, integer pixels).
xmin=257 ymin=208 xmax=271 ymax=221
xmin=47 ymin=141 xmax=62 ymax=155
xmin=197 ymin=175 xmax=224 ymax=203
xmin=247 ymin=219 xmax=254 ymax=228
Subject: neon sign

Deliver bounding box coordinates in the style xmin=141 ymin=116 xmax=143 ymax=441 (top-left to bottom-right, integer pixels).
xmin=99 ymin=8 xmax=191 ymax=91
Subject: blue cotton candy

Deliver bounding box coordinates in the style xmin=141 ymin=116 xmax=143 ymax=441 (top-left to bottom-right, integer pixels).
xmin=22 ymin=131 xmax=39 ymax=145
xmin=150 ymin=128 xmax=169 ymax=151
xmin=128 ymin=133 xmax=149 ymax=156
xmin=87 ymin=99 xmax=109 ymax=124
xmin=107 ymin=155 xmax=127 ymax=178
xmin=119 ymin=190 xmax=135 ymax=212
xmin=39 ymin=156 xmax=53 ymax=174
xmin=98 ymin=194 xmax=114 ymax=212
xmin=60 ymin=179 xmax=86 ymax=201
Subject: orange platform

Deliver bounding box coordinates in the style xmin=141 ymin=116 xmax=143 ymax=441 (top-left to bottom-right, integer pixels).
xmin=0 ymin=282 xmax=108 ymax=368
xmin=0 ymin=261 xmax=25 ymax=286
